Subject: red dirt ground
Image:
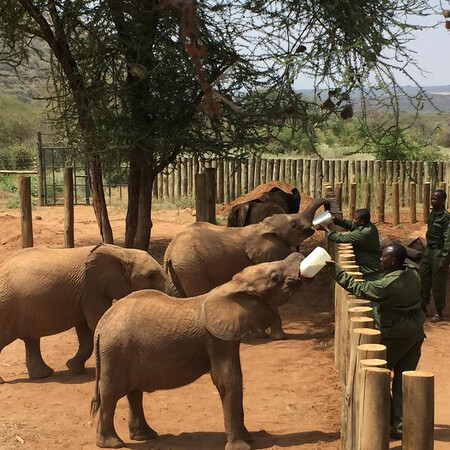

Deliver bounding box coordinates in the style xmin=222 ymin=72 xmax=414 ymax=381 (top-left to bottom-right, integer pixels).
xmin=0 ymin=190 xmax=449 ymax=450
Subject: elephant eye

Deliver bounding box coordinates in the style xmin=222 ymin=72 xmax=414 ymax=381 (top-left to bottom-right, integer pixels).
xmin=270 ymin=272 xmax=280 ymax=283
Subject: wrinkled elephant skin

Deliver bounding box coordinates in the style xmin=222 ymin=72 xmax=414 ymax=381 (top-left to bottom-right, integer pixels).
xmin=92 ymin=253 xmax=306 ymax=449
xmin=0 ymin=243 xmax=166 ymax=382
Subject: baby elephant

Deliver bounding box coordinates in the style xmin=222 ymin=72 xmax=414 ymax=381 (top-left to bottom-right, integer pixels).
xmin=0 ymin=243 xmax=166 ymax=383
xmin=91 ymin=252 xmax=306 ymax=450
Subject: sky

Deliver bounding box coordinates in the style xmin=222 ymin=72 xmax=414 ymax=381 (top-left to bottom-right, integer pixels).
xmin=294 ymin=9 xmax=450 ymax=90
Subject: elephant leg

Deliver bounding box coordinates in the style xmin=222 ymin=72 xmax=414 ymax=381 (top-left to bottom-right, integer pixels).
xmin=127 ymin=390 xmax=158 ymax=441
xmin=96 ymin=393 xmax=124 ymax=448
xmin=269 ymin=308 xmax=288 ymax=340
xmin=23 ymin=337 xmax=54 ymax=379
xmin=66 ymin=320 xmax=94 ymax=374
xmin=210 ymin=342 xmax=251 ymax=450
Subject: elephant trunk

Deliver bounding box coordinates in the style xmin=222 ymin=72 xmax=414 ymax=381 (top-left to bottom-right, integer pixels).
xmin=301 ymin=198 xmax=331 ymax=223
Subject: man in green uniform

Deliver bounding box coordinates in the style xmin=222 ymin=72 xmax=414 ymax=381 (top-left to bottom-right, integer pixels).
xmin=330 ymin=243 xmax=425 ymax=440
xmin=419 ymin=189 xmax=450 ymax=323
xmin=317 ymin=208 xmax=381 ymax=324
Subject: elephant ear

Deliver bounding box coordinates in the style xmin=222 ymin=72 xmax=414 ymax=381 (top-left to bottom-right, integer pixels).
xmin=202 ymin=292 xmax=277 ymax=341
xmin=84 ymin=244 xmax=130 ymax=300
xmin=244 ymin=229 xmax=291 ymax=263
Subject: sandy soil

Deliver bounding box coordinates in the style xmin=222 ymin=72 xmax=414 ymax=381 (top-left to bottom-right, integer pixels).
xmin=0 ymin=195 xmax=449 ymax=450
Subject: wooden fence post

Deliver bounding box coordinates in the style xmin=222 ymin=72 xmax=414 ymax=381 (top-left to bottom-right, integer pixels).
xmin=377 ymin=183 xmax=385 ymax=224
xmin=402 ymin=371 xmax=434 ymax=450
xmin=304 ymin=159 xmax=310 ymax=196
xmin=417 ymin=161 xmax=423 ymax=203
xmin=205 ymin=167 xmax=216 ymax=224
xmin=410 ymin=182 xmax=417 ymax=224
xmin=19 ymin=176 xmax=33 ymax=248
xmin=392 ymin=182 xmax=400 ymax=227
xmin=335 ymin=182 xmax=343 ymax=210
xmin=423 ymin=182 xmax=431 ymax=223
xmin=255 ymin=158 xmax=261 ymax=187
xmin=311 ymin=159 xmax=317 ymax=198
xmin=195 ymin=173 xmax=207 ymax=222
xmin=36 ymin=131 xmax=45 ymax=206
xmin=364 ymin=182 xmax=371 ymax=211
xmin=64 ymin=167 xmax=74 ymax=248
xmin=348 ymin=182 xmax=357 ymax=219
xmin=217 ymin=160 xmax=224 ymax=203
xmin=249 ymin=158 xmax=255 ymax=191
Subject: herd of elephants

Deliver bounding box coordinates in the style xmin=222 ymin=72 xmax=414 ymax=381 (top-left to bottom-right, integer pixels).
xmin=0 ymin=187 xmax=331 ymax=450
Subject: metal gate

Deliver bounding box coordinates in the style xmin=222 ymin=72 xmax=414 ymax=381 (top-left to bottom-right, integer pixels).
xmin=41 ymin=146 xmax=90 ymax=206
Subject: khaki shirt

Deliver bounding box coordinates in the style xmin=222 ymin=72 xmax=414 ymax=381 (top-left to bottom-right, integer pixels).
xmin=334 ymin=264 xmax=425 ymax=339
xmin=426 ymin=208 xmax=450 ymax=265
xmin=327 ymin=218 xmax=381 ymax=276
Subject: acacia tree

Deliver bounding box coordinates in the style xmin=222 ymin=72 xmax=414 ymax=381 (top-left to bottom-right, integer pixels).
xmin=0 ymin=0 xmax=436 ymax=249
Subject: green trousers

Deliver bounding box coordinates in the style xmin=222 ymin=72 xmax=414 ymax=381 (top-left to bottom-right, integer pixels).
xmin=382 ymin=330 xmax=425 ymax=433
xmin=419 ymin=247 xmax=448 ymax=313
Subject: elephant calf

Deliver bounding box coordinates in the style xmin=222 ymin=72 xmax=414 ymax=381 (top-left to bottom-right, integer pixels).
xmin=91 ymin=252 xmax=307 ymax=450
xmin=0 ymin=243 xmax=166 ymax=383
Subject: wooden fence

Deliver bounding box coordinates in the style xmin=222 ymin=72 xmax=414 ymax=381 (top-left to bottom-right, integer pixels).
xmin=153 ymin=157 xmax=450 ymax=217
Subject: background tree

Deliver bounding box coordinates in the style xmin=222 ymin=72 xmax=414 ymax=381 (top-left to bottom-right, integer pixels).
xmin=0 ymin=0 xmax=436 ymax=249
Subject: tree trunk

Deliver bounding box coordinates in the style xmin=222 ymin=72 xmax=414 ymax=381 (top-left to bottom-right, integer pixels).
xmin=86 ymin=152 xmax=114 ymax=244
xmin=125 ymin=158 xmax=155 ymax=250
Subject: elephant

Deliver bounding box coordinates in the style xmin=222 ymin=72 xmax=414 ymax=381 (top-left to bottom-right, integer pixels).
xmin=0 ymin=243 xmax=166 ymax=383
xmin=91 ymin=252 xmax=307 ymax=450
xmin=164 ymin=197 xmax=330 ymax=338
xmin=227 ymin=187 xmax=300 ymax=227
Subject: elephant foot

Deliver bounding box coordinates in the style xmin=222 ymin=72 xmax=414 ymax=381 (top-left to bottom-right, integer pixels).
xmin=28 ymin=364 xmax=54 ymax=379
xmin=96 ymin=434 xmax=124 ymax=448
xmin=269 ymin=330 xmax=289 ymax=340
xmin=247 ymin=329 xmax=270 ymax=339
xmin=225 ymin=440 xmax=251 ymax=450
xmin=66 ymin=357 xmax=86 ymax=375
xmin=130 ymin=424 xmax=158 ymax=441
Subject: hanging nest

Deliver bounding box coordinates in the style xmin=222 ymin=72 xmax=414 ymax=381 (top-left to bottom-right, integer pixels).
xmin=321 ymin=98 xmax=335 ymax=111
xmin=341 ymin=105 xmax=353 ymax=120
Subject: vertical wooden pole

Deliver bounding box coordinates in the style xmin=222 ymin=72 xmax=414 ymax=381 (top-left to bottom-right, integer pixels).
xmin=297 ymin=159 xmax=303 ymax=191
xmin=364 ymin=183 xmax=371 ymax=211
xmin=311 ymin=159 xmax=317 ymax=198
xmin=229 ymin=161 xmax=236 ymax=201
xmin=402 ymin=371 xmax=434 ymax=450
xmin=410 ymin=182 xmax=417 ymax=224
xmin=349 ymin=182 xmax=357 ymax=219
xmin=392 ymin=182 xmax=400 ymax=226
xmin=243 ymin=160 xmax=249 ymax=194
xmin=330 ymin=160 xmax=336 ymax=188
xmin=19 ymin=176 xmax=33 ymax=248
xmin=357 ymin=368 xmax=391 ymax=450
xmin=195 ymin=173 xmax=207 ymax=222
xmin=342 ymin=160 xmax=349 ymax=204
xmin=224 ymin=161 xmax=230 ymax=204
xmin=374 ymin=160 xmax=381 ymax=186
xmin=280 ymin=158 xmax=286 ymax=182
xmin=304 ymin=159 xmax=311 ymax=197
xmin=324 ymin=159 xmax=329 ymax=184
xmin=249 ymin=158 xmax=255 ymax=191
xmin=64 ymin=168 xmax=74 ymax=248
xmin=367 ymin=160 xmax=374 ymax=181
xmin=36 ymin=131 xmax=45 ymax=206
xmin=267 ymin=159 xmax=274 ymax=184
xmin=217 ymin=160 xmax=224 ymax=203
xmin=377 ymin=183 xmax=385 ymax=224
xmin=336 ymin=182 xmax=343 ymax=210
xmin=261 ymin=158 xmax=267 ymax=185
xmin=236 ymin=162 xmax=242 ymax=198
xmin=291 ymin=159 xmax=297 ymax=187
xmin=273 ymin=158 xmax=280 ymax=181
xmin=423 ymin=182 xmax=431 ymax=223
xmin=417 ymin=161 xmax=423 ymax=203
xmin=399 ymin=161 xmax=405 ymax=207
xmin=254 ymin=158 xmax=261 ymax=188
xmin=205 ymin=167 xmax=216 ymax=224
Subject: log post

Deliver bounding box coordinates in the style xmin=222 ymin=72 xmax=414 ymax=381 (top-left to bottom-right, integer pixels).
xmin=217 ymin=160 xmax=224 ymax=203
xmin=335 ymin=182 xmax=343 ymax=210
xmin=423 ymin=182 xmax=431 ymax=223
xmin=36 ymin=131 xmax=45 ymax=206
xmin=19 ymin=176 xmax=33 ymax=248
xmin=348 ymin=182 xmax=357 ymax=219
xmin=402 ymin=371 xmax=434 ymax=450
xmin=417 ymin=161 xmax=423 ymax=202
xmin=377 ymin=182 xmax=385 ymax=224
xmin=410 ymin=182 xmax=417 ymax=224
xmin=392 ymin=182 xmax=400 ymax=227
xmin=243 ymin=160 xmax=249 ymax=193
xmin=267 ymin=159 xmax=274 ymax=183
xmin=297 ymin=159 xmax=303 ymax=190
xmin=357 ymin=368 xmax=391 ymax=450
xmin=205 ymin=168 xmax=216 ymax=224
xmin=273 ymin=158 xmax=280 ymax=181
xmin=311 ymin=159 xmax=317 ymax=198
xmin=249 ymin=158 xmax=255 ymax=190
xmin=254 ymin=158 xmax=261 ymax=187
xmin=364 ymin=182 xmax=371 ymax=211
xmin=195 ymin=173 xmax=207 ymax=222
xmin=304 ymin=159 xmax=311 ymax=196
xmin=64 ymin=167 xmax=74 ymax=248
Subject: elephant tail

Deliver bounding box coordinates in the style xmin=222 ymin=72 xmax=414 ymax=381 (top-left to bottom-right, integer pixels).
xmin=163 ymin=258 xmax=187 ymax=298
xmin=90 ymin=333 xmax=101 ymax=418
